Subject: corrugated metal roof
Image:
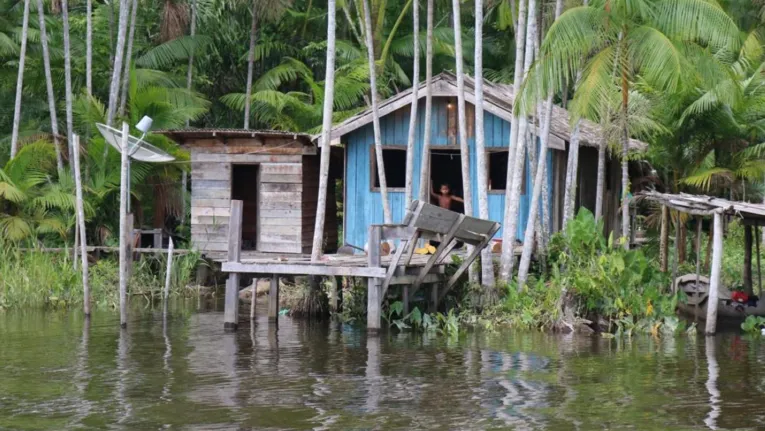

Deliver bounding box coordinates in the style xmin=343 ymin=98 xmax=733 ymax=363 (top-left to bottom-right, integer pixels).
xmin=155 ymin=128 xmax=313 ymax=144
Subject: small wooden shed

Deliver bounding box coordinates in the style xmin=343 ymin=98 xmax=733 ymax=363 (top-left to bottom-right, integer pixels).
xmin=158 ymin=129 xmax=339 ymax=257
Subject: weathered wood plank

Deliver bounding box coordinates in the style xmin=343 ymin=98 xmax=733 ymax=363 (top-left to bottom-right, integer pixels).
xmin=191 ymin=198 xmax=231 ymax=208
xmin=192 ymin=179 xmax=230 ymax=190
xmin=260 ymin=209 xmax=302 ymax=218
xmin=260 ymin=200 xmax=301 ymax=210
xmin=260 ymin=174 xmax=302 ymax=184
xmin=191 ymin=188 xmax=231 ymax=199
xmin=261 ymin=183 xmax=302 ymax=192
xmin=268 ymin=276 xmax=279 ymax=320
xmin=191 ymin=146 xmax=309 ymax=155
xmin=260 ymin=217 xmax=302 ymax=227
xmin=191 ymin=207 xmax=231 ymax=217
xmin=260 ymin=191 xmax=302 ymax=202
xmin=191 ymin=169 xmax=230 ymax=181
xmin=191 ymin=153 xmax=303 ymax=162
xmin=260 ymin=163 xmax=302 ymax=174
xmin=222 ymin=262 xmax=386 ymax=277
xmin=193 ymin=241 xmax=228 ymax=252
xmin=257 ymin=243 xmax=302 ymax=253
xmin=190 ymin=215 xmax=230 ymax=225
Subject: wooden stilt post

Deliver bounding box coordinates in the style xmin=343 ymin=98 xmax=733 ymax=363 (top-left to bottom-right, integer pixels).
xmin=745 ymin=224 xmax=754 ymax=294
xmin=126 ymin=213 xmax=134 ymax=279
xmin=706 ymin=211 xmax=724 ymax=335
xmin=367 ymin=225 xmax=382 ymax=333
xmin=402 ymin=286 xmax=410 ymax=316
xmin=660 ymin=205 xmax=669 ymax=272
xmin=118 ymin=122 xmax=130 ymax=328
xmin=430 ymin=284 xmax=438 ymax=313
xmin=330 ymin=276 xmax=339 ymax=313
xmin=268 ymin=275 xmax=280 ymax=320
xmin=672 ymin=211 xmax=679 ymax=293
xmin=72 ymin=135 xmax=90 ymax=316
xmin=163 ymin=237 xmax=174 ymax=301
xmin=250 ymin=277 xmax=258 ymax=320
xmin=224 ymin=200 xmax=243 ymax=331
xmin=695 ymin=216 xmax=702 ymax=323
xmin=756 ymin=224 xmax=762 ymax=298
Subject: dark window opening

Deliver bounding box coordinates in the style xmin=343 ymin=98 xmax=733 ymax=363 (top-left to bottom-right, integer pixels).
xmin=232 ymin=164 xmax=259 ymax=251
xmin=429 ymin=149 xmax=465 ymax=213
xmin=371 ymin=146 xmax=406 ymax=189
xmin=487 ymin=150 xmax=525 ymax=192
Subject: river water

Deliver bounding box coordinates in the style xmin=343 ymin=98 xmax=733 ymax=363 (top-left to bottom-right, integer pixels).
xmin=1 ymin=301 xmax=764 ymax=430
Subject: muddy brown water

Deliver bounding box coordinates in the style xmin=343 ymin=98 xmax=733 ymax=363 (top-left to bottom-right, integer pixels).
xmin=1 ymin=300 xmax=764 ymax=430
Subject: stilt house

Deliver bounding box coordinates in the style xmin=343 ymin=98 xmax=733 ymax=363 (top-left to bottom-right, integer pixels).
xmin=330 ymin=72 xmax=648 ymax=249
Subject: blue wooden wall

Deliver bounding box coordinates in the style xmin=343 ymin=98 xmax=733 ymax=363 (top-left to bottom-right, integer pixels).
xmin=343 ymin=97 xmax=554 ymax=248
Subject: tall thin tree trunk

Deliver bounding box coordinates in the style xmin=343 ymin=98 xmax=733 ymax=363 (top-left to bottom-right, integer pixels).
xmin=500 ymin=0 xmax=535 ymax=282
xmin=594 ymin=139 xmax=606 ymax=220
xmin=363 ymin=0 xmax=392 ymax=224
xmin=37 ymin=0 xmax=64 ymax=172
xmin=417 ymin=0 xmax=434 ymax=201
xmin=185 ymin=0 xmax=197 ymax=127
xmin=73 ymin=135 xmax=90 ymax=316
xmin=620 ymin=43 xmax=630 ymax=250
xmin=451 ymin=0 xmax=475 ymax=282
xmin=498 ymin=0 xmax=527 ymax=281
xmin=10 ymin=0 xmax=31 ymax=159
xmin=118 ymin=122 xmax=130 ymax=327
xmin=106 ymin=0 xmax=130 ymax=127
xmin=62 ymin=0 xmax=74 ymax=161
xmin=310 ymin=0 xmax=336 ymax=261
xmin=475 ymin=0 xmax=494 ymax=289
xmin=403 ymin=0 xmax=419 ymax=209
xmin=119 ymin=0 xmax=138 ymax=116
xmin=86 ymin=0 xmax=93 ymax=96
xmin=243 ymin=3 xmax=258 ymax=129
xmin=301 ymin=0 xmax=313 ymax=38
xmin=561 ymin=0 xmax=587 ymax=230
xmin=517 ymin=0 xmax=561 ymax=286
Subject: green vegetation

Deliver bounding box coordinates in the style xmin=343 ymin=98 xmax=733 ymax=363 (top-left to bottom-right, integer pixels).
xmin=0 ymin=244 xmax=204 ymax=310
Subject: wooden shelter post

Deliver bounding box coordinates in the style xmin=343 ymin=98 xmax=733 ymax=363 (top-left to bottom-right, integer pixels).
xmin=706 ymin=210 xmax=724 ymax=335
xmin=366 ymin=225 xmax=382 ymax=333
xmin=695 ymin=216 xmax=702 ymax=322
xmin=224 ymin=200 xmax=243 ymax=331
xmin=268 ymin=275 xmax=280 ymax=320
xmin=660 ymin=205 xmax=669 ymax=272
xmin=756 ymin=225 xmax=762 ymax=297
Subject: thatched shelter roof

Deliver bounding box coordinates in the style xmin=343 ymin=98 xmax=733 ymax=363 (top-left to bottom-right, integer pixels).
xmin=327 ymin=71 xmax=648 ymax=152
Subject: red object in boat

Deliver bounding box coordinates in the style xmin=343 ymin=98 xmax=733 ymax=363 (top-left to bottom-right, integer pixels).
xmin=732 ymin=291 xmax=749 ymax=303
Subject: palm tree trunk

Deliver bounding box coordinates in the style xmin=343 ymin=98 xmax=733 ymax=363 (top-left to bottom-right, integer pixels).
xmin=363 ymin=0 xmax=392 ymax=224
xmin=119 ymin=0 xmax=138 ymax=116
xmin=498 ymin=0 xmax=527 ymax=281
xmin=36 ymin=0 xmax=64 ymax=172
xmin=243 ymin=3 xmax=258 ymax=129
xmin=342 ymin=3 xmax=364 ymax=47
xmin=86 ymin=0 xmax=93 ymax=96
xmin=403 ymin=0 xmax=419 ymax=209
xmin=106 ymin=0 xmax=130 ymax=127
xmin=417 ymin=0 xmax=434 ymax=201
xmin=475 ymin=0 xmax=494 ymax=289
xmin=301 ymin=0 xmax=313 ymax=38
xmin=310 ymin=0 xmax=336 ymax=261
xmin=594 ymin=138 xmax=606 ymax=220
xmin=10 ymin=0 xmax=31 ymax=160
xmin=62 ymin=0 xmax=75 ymax=161
xmin=517 ymin=0 xmax=562 ymax=287
xmin=500 ymin=0 xmax=536 ymax=283
xmin=72 ymin=135 xmax=90 ymax=316
xmin=620 ymin=52 xmax=630 ymax=250
xmin=185 ymin=0 xmax=197 ymax=127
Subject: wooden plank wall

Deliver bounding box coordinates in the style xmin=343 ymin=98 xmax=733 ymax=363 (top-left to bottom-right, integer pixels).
xmin=187 ymin=137 xmax=310 ymax=253
xmin=301 ymin=156 xmax=338 ymax=253
xmin=259 ymin=163 xmax=304 ymax=253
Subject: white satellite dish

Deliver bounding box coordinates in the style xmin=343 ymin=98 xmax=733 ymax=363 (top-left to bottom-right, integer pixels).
xmin=96 ymin=121 xmax=174 ymax=163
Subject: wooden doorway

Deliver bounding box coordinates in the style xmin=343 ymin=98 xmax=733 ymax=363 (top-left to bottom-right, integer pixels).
xmin=232 ymin=164 xmax=259 ymax=250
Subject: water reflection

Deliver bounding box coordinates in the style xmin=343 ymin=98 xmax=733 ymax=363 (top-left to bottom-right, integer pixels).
xmin=2 ymin=305 xmax=765 ymax=429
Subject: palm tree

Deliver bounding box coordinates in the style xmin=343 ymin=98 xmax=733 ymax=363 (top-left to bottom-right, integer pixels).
xmin=363 ymin=0 xmax=392 ymax=223
xmin=417 ymin=0 xmax=434 ymax=201
xmin=450 ymin=0 xmax=472 ymax=219
xmin=498 ymin=0 xmax=527 ymax=281
xmin=86 ymin=0 xmax=93 ymax=96
xmin=10 ymin=0 xmax=31 ymax=160
xmin=62 ymin=0 xmax=75 ymax=161
xmin=106 ymin=0 xmax=130 ymax=127
xmin=500 ymin=0 xmax=536 ymax=282
xmin=525 ymin=0 xmax=739 ymax=249
xmin=119 ymin=0 xmax=139 ymax=116
xmin=311 ymin=0 xmax=337 ymax=261
xmin=517 ymin=0 xmax=563 ymax=288
xmin=186 ymin=0 xmax=197 ymax=127
xmin=36 ymin=0 xmax=64 ymax=172
xmin=403 ymin=0 xmax=419 ymax=209
xmin=474 ymin=0 xmax=494 ymax=290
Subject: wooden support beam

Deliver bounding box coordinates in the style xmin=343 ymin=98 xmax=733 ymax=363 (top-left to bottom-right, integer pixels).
xmin=695 ymin=217 xmax=702 ymax=322
xmin=745 ymin=225 xmax=754 ymax=295
xmin=756 ymin=225 xmax=762 ymax=297
xmin=430 ymin=284 xmax=439 ymax=313
xmin=409 ymin=215 xmax=465 ymax=300
xmin=706 ymin=211 xmax=723 ymax=335
xmin=330 ymin=276 xmax=340 ymax=312
xmin=224 ymin=200 xmax=243 ymax=331
xmin=402 ymin=286 xmax=409 ymax=316
xmin=268 ymin=275 xmax=280 ymax=320
xmin=221 ymin=262 xmax=386 ymax=278
xmin=250 ymin=277 xmax=258 ymax=320
xmin=367 ymin=225 xmax=382 ymax=333
xmin=440 ymin=223 xmax=500 ymax=301
xmin=660 ymin=205 xmax=669 ymax=272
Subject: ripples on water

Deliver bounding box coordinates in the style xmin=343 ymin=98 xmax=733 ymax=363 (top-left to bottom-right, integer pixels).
xmin=2 ymin=301 xmax=765 ymax=430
